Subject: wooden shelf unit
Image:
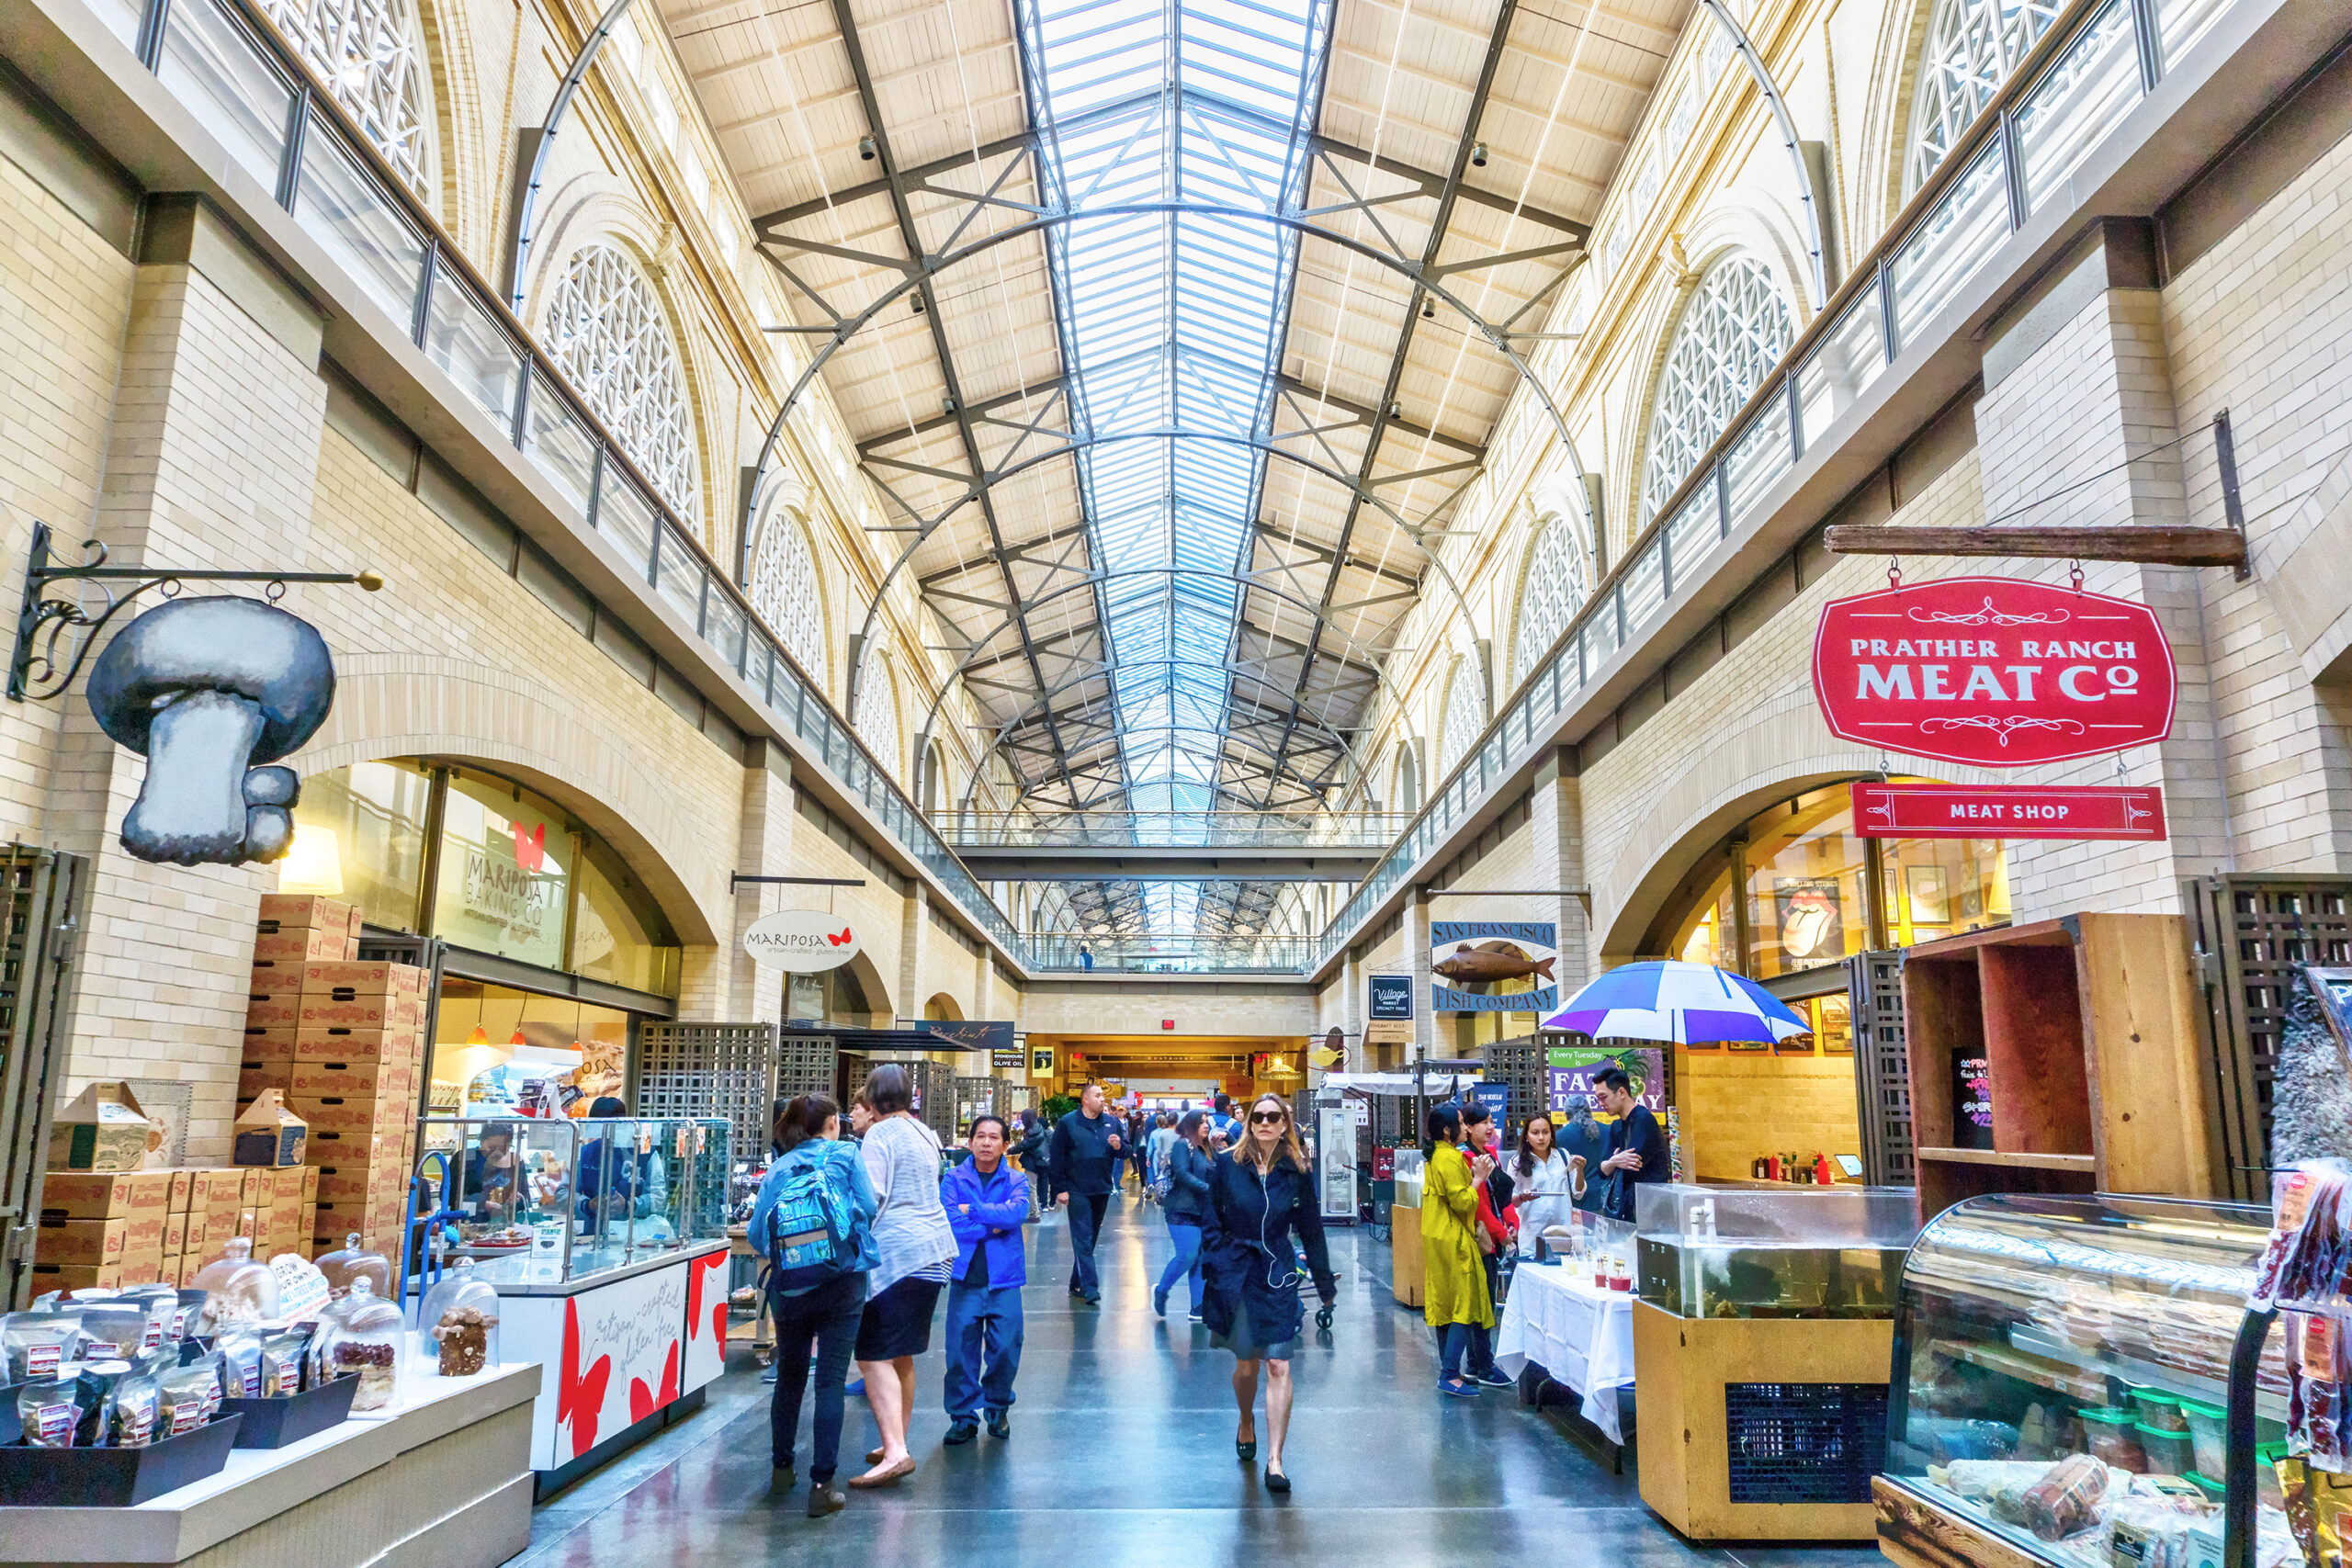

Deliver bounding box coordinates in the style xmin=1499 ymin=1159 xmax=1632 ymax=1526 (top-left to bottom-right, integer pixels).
xmin=1901 ymin=914 xmax=2213 ymax=1219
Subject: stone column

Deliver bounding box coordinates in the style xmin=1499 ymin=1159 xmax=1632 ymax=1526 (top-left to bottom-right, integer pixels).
xmin=899 ymin=881 xmax=929 ymax=1027
xmin=1341 ymin=944 xmax=1365 ymax=1072
xmin=1528 ymin=748 xmax=1589 ymax=998
xmin=725 ymin=739 xmax=795 ymax=1024
xmin=1407 ymin=884 xmax=1433 ymax=1062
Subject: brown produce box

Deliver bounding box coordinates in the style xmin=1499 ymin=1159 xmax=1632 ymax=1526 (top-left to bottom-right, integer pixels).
xmin=254 ymin=925 xmax=345 ymax=964
xmin=288 ymin=1094 xmax=407 ymax=1137
xmin=38 ymin=1170 xmax=171 ymax=1220
xmin=312 ymin=1166 xmax=383 ymax=1201
xmin=163 ymin=1213 xmax=187 ymax=1255
xmin=32 ymin=1260 xmax=123 ymax=1292
xmin=166 ymin=1168 xmax=195 ymax=1212
xmin=116 ymin=1246 xmax=165 ymax=1286
xmin=184 ymin=1168 xmax=232 ymax=1211
xmin=237 ymin=1063 xmax=292 ymax=1101
xmin=46 ymin=1082 xmax=157 ymax=1172
xmin=258 ymin=894 xmax=353 ymax=935
xmin=232 ymin=1090 xmax=308 ymax=1167
xmin=299 ymin=961 xmax=424 ymax=999
xmin=304 ymin=1127 xmax=403 ymax=1167
xmin=35 ymin=1215 xmax=126 ymax=1265
xmin=300 ymin=1164 xmax=320 ymax=1202
xmin=266 ymin=1166 xmax=306 ymax=1203
xmin=287 ymin=1058 xmax=413 ymax=1100
xmin=298 ymin=994 xmax=424 ymax=1032
xmin=245 ymin=992 xmax=299 ymax=1028
xmin=293 ymin=1026 xmax=423 ymax=1066
xmin=242 ymin=1026 xmax=298 ymax=1062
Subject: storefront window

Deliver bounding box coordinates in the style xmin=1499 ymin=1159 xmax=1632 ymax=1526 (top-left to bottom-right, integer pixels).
xmin=571 ymin=839 xmax=679 ymax=997
xmin=430 ymin=978 xmax=631 ymax=1114
xmin=282 ymin=759 xmax=434 ymax=931
xmin=1747 ymin=791 xmax=1871 ymax=979
xmin=1672 ymin=877 xmax=1734 ymax=966
xmin=1882 ymin=836 xmax=2010 ymax=944
xmin=433 ymin=773 xmax=571 ymax=969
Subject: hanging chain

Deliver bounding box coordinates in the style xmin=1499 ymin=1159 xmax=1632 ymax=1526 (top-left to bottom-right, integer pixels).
xmin=1887 ymin=556 xmax=1903 ymax=590
xmin=2068 ymin=558 xmax=2085 ymax=592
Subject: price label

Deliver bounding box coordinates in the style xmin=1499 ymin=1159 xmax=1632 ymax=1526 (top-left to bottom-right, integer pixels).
xmin=269 ymin=1255 xmax=333 ymax=1318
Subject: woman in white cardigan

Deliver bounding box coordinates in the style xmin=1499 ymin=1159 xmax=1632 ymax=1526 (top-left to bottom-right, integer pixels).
xmin=849 ymin=1065 xmax=958 ymax=1488
xmin=1507 ymin=1112 xmax=1585 ymax=1258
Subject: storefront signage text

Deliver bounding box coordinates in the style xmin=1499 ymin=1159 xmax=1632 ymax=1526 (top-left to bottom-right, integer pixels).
xmin=1849 ymin=781 xmax=2167 ymax=840
xmin=1368 ymin=974 xmax=1413 ymax=1020
xmin=741 ymin=909 xmax=863 ymax=972
xmin=1811 ymin=577 xmax=2176 ymax=767
xmin=1430 ymin=920 xmax=1558 ymax=1013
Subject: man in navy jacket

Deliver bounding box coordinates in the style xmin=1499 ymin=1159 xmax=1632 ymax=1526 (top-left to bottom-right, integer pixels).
xmin=940 ymin=1114 xmax=1029 ymax=1442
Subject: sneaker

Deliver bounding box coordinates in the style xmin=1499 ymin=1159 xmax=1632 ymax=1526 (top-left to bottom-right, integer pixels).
xmin=1152 ymin=1287 xmax=1169 ymax=1317
xmin=1474 ymin=1367 xmax=1514 ymax=1389
xmin=807 ymin=1484 xmax=845 ymax=1517
xmin=1438 ymin=1376 xmax=1481 ymax=1399
xmin=761 ymin=1363 xmax=778 ymax=1384
xmin=985 ymin=1409 xmax=1011 ymax=1439
xmin=944 ymin=1421 xmax=978 ymax=1446
xmin=1188 ymin=1309 xmax=1204 ymax=1323
xmin=844 ymin=1376 xmax=865 ymax=1397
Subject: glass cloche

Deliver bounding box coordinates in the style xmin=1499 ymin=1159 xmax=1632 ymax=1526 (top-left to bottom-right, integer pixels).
xmin=314 ymin=1233 xmax=392 ymax=1301
xmin=190 ymin=1237 xmax=280 ymax=1330
xmin=419 ymin=1260 xmax=499 ymax=1377
xmin=318 ymin=1278 xmax=403 ymax=1411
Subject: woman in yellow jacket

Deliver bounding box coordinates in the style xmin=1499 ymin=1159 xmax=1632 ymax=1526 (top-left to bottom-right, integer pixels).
xmin=1420 ymin=1101 xmax=1504 ymax=1396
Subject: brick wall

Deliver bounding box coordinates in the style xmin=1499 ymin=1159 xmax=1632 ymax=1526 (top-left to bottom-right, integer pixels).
xmin=1677 ymin=1046 xmax=1862 ymax=1182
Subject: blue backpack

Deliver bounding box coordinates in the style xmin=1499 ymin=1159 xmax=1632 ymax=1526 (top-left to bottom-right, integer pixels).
xmin=763 ymin=1144 xmax=864 ymax=1291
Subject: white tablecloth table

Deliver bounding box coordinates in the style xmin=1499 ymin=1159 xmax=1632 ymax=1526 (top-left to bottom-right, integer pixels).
xmin=1493 ymin=1262 xmax=1637 ymax=1443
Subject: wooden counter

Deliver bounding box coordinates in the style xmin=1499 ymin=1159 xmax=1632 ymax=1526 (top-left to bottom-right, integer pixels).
xmin=1390 ymin=1201 xmax=1425 ymax=1307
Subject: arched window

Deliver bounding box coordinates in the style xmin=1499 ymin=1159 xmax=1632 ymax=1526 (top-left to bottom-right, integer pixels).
xmin=922 ymin=741 xmax=946 ymax=817
xmin=261 ymin=0 xmax=435 ymax=197
xmin=1905 ymin=0 xmax=2064 ymax=192
xmin=855 ymin=658 xmax=899 ymax=779
xmin=748 ymin=496 xmax=825 ymax=685
xmin=1394 ymin=745 xmax=1420 ymax=815
xmin=1439 ymin=657 xmax=1486 ymax=780
xmin=1514 ymin=510 xmax=1589 ymax=686
xmin=1640 ymin=253 xmax=1794 ymax=523
xmin=541 ymin=245 xmax=698 ymax=519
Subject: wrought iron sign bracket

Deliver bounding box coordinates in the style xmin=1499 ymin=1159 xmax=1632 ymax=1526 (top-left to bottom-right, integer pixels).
xmin=9 ymin=522 xmax=384 ymax=702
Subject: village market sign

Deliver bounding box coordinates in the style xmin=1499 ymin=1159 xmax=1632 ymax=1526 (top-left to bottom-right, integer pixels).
xmin=1811 ymin=576 xmax=2176 ymax=769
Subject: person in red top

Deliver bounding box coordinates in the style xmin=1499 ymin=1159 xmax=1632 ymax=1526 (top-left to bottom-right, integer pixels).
xmin=1458 ymin=1103 xmax=1515 ymax=1379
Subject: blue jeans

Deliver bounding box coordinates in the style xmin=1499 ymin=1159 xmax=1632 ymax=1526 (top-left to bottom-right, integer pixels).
xmin=943 ymin=1280 xmax=1023 ymax=1420
xmin=1157 ymin=1220 xmax=1204 ymax=1311
xmin=1067 ymin=1191 xmax=1109 ymax=1296
xmin=1439 ymin=1321 xmax=1495 ymax=1382
xmin=770 ymin=1271 xmax=865 ymax=1478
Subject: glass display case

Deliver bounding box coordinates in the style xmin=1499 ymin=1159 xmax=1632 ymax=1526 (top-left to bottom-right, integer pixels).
xmin=1635 ymin=1183 xmax=1918 ymax=1319
xmin=1881 ymin=1193 xmax=2298 ymax=1568
xmin=1393 ymin=1146 xmax=1425 ymax=1208
xmin=413 ymin=1115 xmax=729 ymax=1287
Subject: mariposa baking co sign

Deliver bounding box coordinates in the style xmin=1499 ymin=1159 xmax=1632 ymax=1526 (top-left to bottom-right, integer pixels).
xmin=1811 ymin=576 xmax=2176 ymax=767
xmin=741 ymin=909 xmax=863 ymax=972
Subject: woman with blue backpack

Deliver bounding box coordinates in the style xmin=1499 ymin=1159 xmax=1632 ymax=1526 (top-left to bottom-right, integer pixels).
xmin=752 ymin=1093 xmax=878 ymax=1518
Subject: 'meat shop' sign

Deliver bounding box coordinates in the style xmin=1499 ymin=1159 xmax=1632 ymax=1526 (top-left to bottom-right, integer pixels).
xmin=1811 ymin=577 xmax=2176 ymax=768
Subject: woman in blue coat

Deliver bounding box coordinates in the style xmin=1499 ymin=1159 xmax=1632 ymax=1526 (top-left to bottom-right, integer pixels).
xmin=1199 ymin=1092 xmax=1336 ymax=1495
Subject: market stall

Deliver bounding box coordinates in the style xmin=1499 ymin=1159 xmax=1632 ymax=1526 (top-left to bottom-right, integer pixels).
xmin=1494 ymin=1227 xmax=1638 ymax=1451
xmin=1631 ymin=1182 xmax=1918 ymax=1540
xmin=409 ymin=1114 xmax=732 ymax=1491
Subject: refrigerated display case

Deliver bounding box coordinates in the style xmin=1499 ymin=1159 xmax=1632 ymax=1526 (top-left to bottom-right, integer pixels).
xmin=410 ymin=1116 xmax=732 ymax=1483
xmin=1630 ymin=1183 xmax=1921 ymax=1540
xmin=1875 ymin=1193 xmax=2301 ymax=1568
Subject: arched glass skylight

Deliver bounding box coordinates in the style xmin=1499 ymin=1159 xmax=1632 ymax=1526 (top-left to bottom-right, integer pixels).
xmin=1514 ymin=510 xmax=1589 ymax=686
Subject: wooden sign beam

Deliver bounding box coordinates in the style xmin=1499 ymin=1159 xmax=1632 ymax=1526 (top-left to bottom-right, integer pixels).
xmin=1823 ymin=524 xmax=2245 ymax=568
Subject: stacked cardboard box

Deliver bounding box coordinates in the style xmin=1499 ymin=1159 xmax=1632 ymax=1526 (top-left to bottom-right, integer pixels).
xmin=235 ymin=898 xmax=425 ymax=1259
xmin=31 ymin=1166 xmax=322 ymax=1289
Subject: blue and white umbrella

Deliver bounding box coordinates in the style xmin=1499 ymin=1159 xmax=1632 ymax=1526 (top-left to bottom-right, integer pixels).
xmin=1541 ymin=960 xmax=1810 ymax=1045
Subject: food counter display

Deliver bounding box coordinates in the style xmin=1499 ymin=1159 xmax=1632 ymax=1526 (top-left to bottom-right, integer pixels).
xmin=411 ymin=1116 xmax=732 ymax=1489
xmin=1875 ymin=1193 xmax=2304 ymax=1568
xmin=1631 ymin=1183 xmax=1920 ymax=1540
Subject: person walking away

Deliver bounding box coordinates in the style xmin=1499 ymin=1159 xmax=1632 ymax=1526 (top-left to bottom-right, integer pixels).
xmin=1421 ymin=1102 xmax=1499 ymax=1398
xmin=1209 ymin=1092 xmax=1237 ymax=1146
xmin=1148 ymin=1112 xmax=1179 ymax=1198
xmin=1593 ymin=1066 xmax=1670 ymax=1222
xmin=1130 ymin=1111 xmax=1151 ymax=1191
xmin=1048 ymin=1084 xmax=1122 ymax=1304
xmin=1010 ymin=1109 xmax=1048 ymax=1222
xmin=752 ymin=1094 xmax=877 ymax=1517
xmin=1154 ymin=1111 xmax=1213 ymax=1321
xmin=850 ymin=1065 xmax=958 ymax=1488
xmin=1199 ymin=1093 xmax=1335 ymax=1494
xmin=939 ymin=1115 xmax=1026 ymax=1444
xmin=1510 ymin=1114 xmax=1584 ymax=1257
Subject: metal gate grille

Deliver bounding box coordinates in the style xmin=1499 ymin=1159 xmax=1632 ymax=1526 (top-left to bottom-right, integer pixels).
xmin=2184 ymin=875 xmax=2352 ymax=1203
xmin=1849 ymin=951 xmax=1914 ymax=1187
xmin=775 ymin=1032 xmax=839 ymax=1102
xmin=0 ymin=846 xmax=88 ymax=1310
xmin=1481 ymin=1039 xmax=1544 ymax=1127
xmin=1724 ymin=1382 xmax=1888 ymax=1504
xmin=637 ymin=1022 xmax=777 ymax=1161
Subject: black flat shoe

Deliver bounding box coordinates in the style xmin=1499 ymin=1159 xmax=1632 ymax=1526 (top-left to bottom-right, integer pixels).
xmin=1265 ymin=1468 xmax=1291 ymax=1495
xmin=1236 ymin=1424 xmax=1257 ymax=1462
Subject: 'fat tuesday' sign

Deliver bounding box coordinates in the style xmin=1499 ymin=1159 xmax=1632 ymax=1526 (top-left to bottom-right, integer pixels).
xmin=1812 ymin=577 xmax=2176 ymax=768
xmin=741 ymin=909 xmax=863 ymax=972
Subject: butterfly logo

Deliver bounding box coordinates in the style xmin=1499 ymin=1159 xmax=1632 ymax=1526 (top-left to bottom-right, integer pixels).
xmin=556 ymin=1298 xmax=612 ymax=1459
xmin=628 ymin=1341 xmax=681 ymax=1424
xmin=512 ymin=821 xmax=547 ymax=873
xmin=826 ymin=927 xmax=854 ymax=947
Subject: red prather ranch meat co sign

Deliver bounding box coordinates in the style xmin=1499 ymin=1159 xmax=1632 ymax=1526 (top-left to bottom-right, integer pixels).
xmin=1811 ymin=577 xmax=2177 ymax=768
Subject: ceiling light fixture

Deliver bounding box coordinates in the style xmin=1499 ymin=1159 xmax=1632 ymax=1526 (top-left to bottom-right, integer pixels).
xmin=1421 ymin=299 xmax=1435 ymax=319
xmin=857 ymin=135 xmax=876 ymax=163
xmin=1470 ymin=141 xmax=1487 ymax=168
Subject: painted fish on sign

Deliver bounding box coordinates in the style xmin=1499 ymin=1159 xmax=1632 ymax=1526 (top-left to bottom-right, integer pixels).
xmin=1811 ymin=576 xmax=2177 ymax=768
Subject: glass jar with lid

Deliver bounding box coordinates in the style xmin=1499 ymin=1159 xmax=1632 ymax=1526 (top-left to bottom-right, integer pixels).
xmin=418 ymin=1260 xmax=499 ymax=1376
xmin=318 ymin=1278 xmax=403 ymax=1411
xmin=190 ymin=1237 xmax=280 ymax=1330
xmin=314 ymin=1233 xmax=392 ymax=1300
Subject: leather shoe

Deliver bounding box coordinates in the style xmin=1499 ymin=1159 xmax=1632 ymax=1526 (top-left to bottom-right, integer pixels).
xmin=1266 ymin=1467 xmax=1292 ymax=1495
xmin=944 ymin=1421 xmax=978 ymax=1445
xmin=866 ymin=1447 xmax=884 ymax=1464
xmin=847 ymin=1457 xmax=916 ymax=1489
xmin=986 ymin=1409 xmax=1011 ymax=1439
xmin=807 ymin=1484 xmax=845 ymax=1517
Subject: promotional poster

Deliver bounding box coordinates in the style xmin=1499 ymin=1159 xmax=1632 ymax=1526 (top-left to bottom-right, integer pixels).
xmin=1430 ymin=920 xmax=1559 ymax=1012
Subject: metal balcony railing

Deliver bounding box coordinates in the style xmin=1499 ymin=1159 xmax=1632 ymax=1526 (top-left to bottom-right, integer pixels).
xmin=1310 ymin=0 xmax=2229 ymax=971
xmin=948 ymin=812 xmax=1413 ymax=850
xmin=1023 ymin=933 xmax=1321 ymax=974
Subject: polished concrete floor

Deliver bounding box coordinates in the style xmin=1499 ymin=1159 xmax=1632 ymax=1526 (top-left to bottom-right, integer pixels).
xmin=514 ymin=1189 xmax=1885 ymax=1565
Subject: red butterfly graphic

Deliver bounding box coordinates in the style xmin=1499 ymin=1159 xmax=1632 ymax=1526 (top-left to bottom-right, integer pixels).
xmin=628 ymin=1341 xmax=681 ymax=1424
xmin=826 ymin=926 xmax=854 ymax=947
xmin=512 ymin=820 xmax=547 ymax=872
xmin=557 ymin=1298 xmax=612 ymax=1459
xmin=684 ymin=1251 xmax=729 ymax=1355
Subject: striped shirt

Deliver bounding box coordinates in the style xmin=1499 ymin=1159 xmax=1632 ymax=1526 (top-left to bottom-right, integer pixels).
xmin=862 ymin=1114 xmax=957 ymax=1296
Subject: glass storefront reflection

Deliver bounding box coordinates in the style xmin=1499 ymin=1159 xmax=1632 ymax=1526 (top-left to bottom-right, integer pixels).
xmin=434 ymin=773 xmax=571 ymax=969
xmin=430 ymin=978 xmax=632 ymax=1115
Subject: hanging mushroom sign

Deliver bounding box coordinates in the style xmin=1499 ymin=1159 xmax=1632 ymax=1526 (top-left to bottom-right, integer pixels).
xmin=85 ymin=596 xmax=336 ymax=866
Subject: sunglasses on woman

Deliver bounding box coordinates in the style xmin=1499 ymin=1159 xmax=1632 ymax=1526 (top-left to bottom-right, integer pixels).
xmin=1249 ymin=1110 xmax=1287 ymax=1124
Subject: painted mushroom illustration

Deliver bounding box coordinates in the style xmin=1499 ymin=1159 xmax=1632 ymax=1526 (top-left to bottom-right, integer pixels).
xmin=85 ymin=596 xmax=334 ymax=866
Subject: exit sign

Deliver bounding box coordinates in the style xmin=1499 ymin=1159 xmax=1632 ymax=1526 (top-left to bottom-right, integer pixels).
xmin=1161 ymin=1020 xmax=1174 ymax=1031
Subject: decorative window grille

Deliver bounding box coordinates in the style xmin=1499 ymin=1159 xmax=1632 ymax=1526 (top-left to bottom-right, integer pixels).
xmin=541 ymin=245 xmax=699 ymax=519
xmin=855 ymin=660 xmax=899 ymax=779
xmin=1514 ymin=509 xmax=1590 ymax=684
xmin=749 ymin=500 xmax=825 ymax=685
xmin=259 ymin=0 xmax=435 ymax=197
xmin=1905 ymin=0 xmax=2065 ymax=192
xmin=1639 ymin=253 xmax=1793 ymax=523
xmin=1440 ymin=656 xmax=1486 ymax=780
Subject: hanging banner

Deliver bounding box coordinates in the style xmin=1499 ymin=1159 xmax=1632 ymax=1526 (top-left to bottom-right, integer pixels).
xmin=1430 ymin=920 xmax=1558 ymax=1013
xmin=1850 ymin=781 xmax=2167 ymax=840
xmin=1812 ymin=576 xmax=2176 ymax=767
xmin=741 ymin=909 xmax=863 ymax=972
xmin=1546 ymin=1044 xmax=1665 ymax=1116
xmin=915 ymin=1020 xmax=1015 ymax=1055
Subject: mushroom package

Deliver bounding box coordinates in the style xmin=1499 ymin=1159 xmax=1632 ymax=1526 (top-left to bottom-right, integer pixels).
xmin=85 ymin=596 xmax=335 ymax=866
